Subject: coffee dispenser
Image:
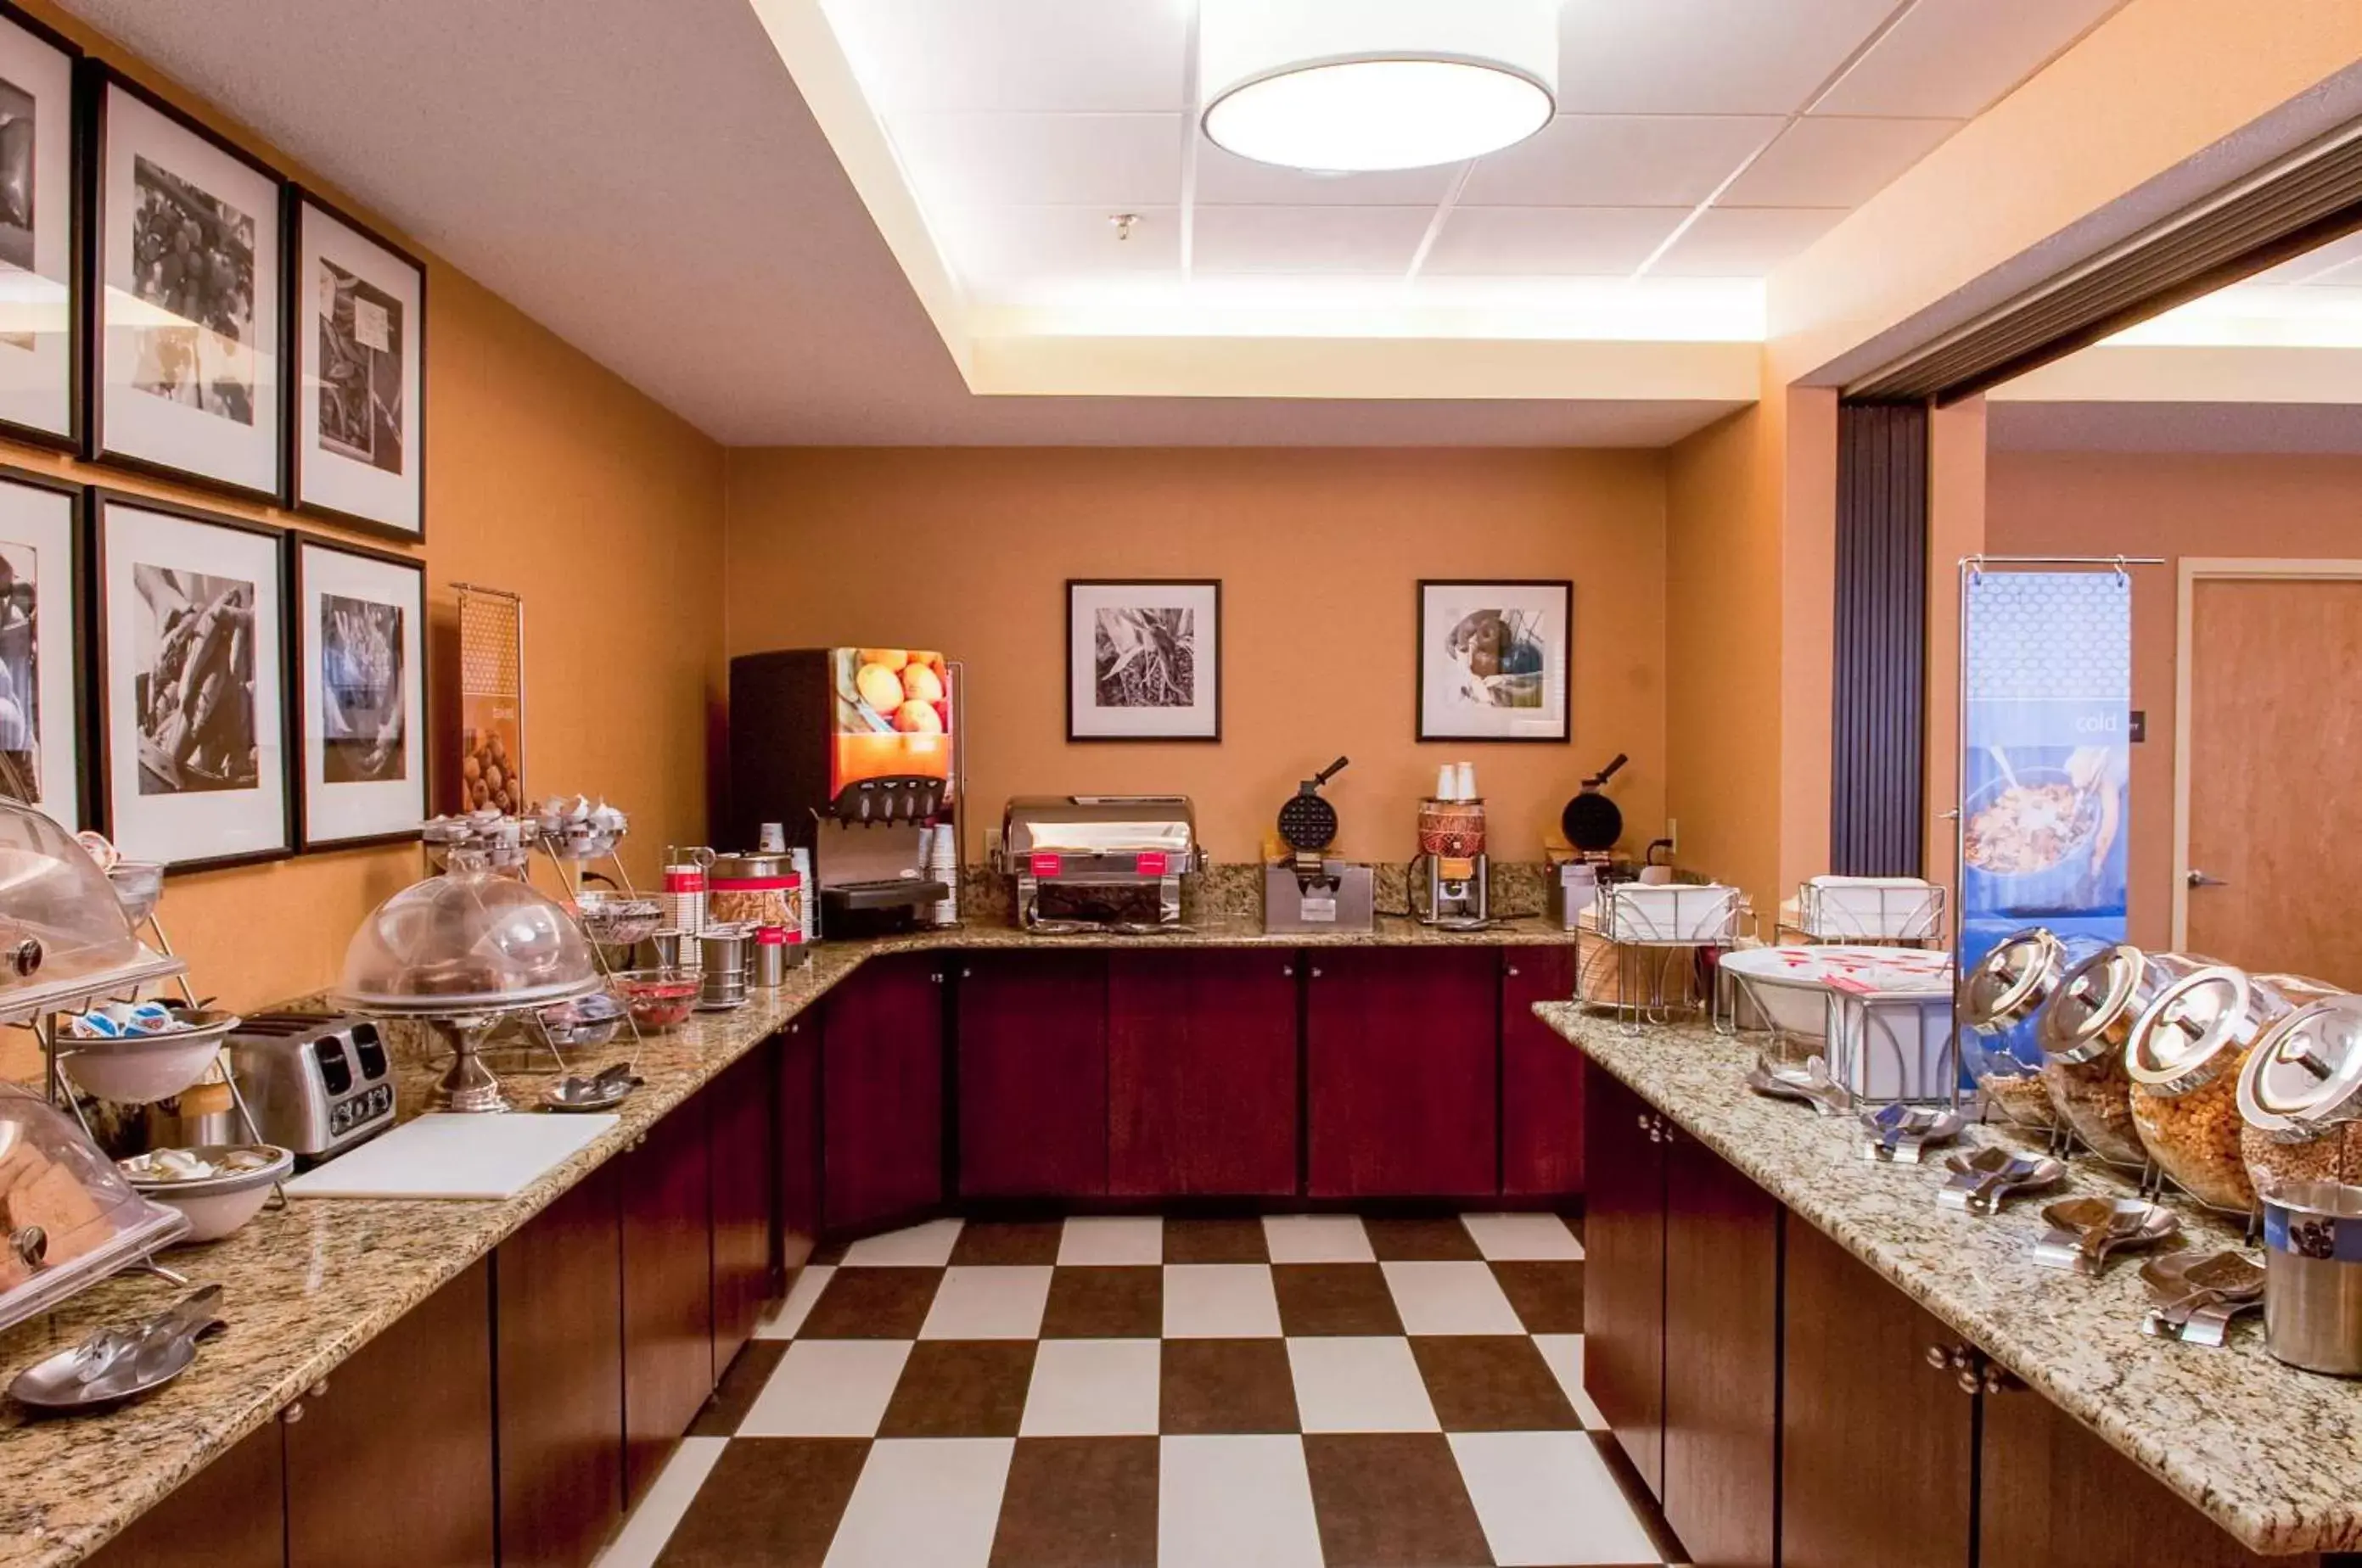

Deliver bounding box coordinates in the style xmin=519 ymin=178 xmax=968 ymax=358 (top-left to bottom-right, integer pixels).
xmin=1410 ymin=795 xmax=1490 ymax=927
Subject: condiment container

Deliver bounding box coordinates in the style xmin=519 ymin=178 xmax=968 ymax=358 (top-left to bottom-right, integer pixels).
xmin=751 ymin=926 xmax=790 ymax=989
xmin=707 ymin=853 xmax=799 ymax=931
xmin=2239 ymin=994 xmax=2362 ymax=1191
xmin=2033 ymin=946 xmax=2207 ymax=1168
xmin=2261 ymin=1179 xmax=2362 ymax=1376
xmin=697 ymin=925 xmax=752 ymax=1011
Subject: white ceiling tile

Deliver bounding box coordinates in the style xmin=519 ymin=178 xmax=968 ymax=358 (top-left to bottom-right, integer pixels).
xmin=1720 ymin=116 xmax=1961 ymax=208
xmin=1648 ymin=207 xmax=1849 ymax=277
xmin=1813 ymin=0 xmax=2130 ymax=119
xmin=1193 ymin=141 xmax=1462 ymax=207
xmin=820 ymin=0 xmax=1191 ymax=112
xmin=1192 ymin=205 xmax=1437 ymax=274
xmin=1462 ymin=115 xmax=1781 ymax=207
xmin=890 ymin=113 xmax=1181 ymax=209
xmin=1555 ymin=0 xmax=1901 ymax=114
xmin=934 ymin=204 xmax=1181 ymax=286
xmin=1422 ymin=207 xmax=1687 ymax=277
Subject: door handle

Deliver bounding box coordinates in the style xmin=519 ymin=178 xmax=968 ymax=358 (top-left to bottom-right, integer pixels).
xmin=2186 ymin=870 xmax=2230 ymax=889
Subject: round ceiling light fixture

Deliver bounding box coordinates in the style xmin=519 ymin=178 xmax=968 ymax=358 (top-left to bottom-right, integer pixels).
xmin=1199 ymin=0 xmax=1559 ymax=174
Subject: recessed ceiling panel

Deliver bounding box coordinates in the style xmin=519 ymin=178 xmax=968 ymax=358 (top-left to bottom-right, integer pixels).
xmin=1650 ymin=207 xmax=1849 ymax=277
xmin=1720 ymin=116 xmax=1962 ymax=209
xmin=1424 ymin=206 xmax=1687 ymax=277
xmin=938 ymin=204 xmax=1182 ymax=287
xmin=1192 ymin=205 xmax=1438 ymax=274
xmin=1460 ymin=114 xmax=1782 ymax=207
xmin=822 ymin=0 xmax=1191 ymax=112
xmin=1814 ymin=0 xmax=2130 ymax=119
xmin=1554 ymin=0 xmax=1903 ymax=115
xmin=889 ymin=111 xmax=1182 ymax=209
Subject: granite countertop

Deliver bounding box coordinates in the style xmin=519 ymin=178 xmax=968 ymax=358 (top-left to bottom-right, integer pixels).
xmin=0 ymin=913 xmax=1577 ymax=1567
xmin=1540 ymin=1005 xmax=2362 ymax=1559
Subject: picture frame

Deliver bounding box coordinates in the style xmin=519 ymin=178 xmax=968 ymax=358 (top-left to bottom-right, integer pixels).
xmin=0 ymin=464 xmax=82 ymax=826
xmin=0 ymin=3 xmax=81 ymax=452
xmin=289 ymin=532 xmax=425 ymax=850
xmin=85 ymin=64 xmax=287 ymax=503
xmin=1066 ymin=578 xmax=1221 ymax=742
xmin=288 ymin=188 xmax=424 ymax=540
xmin=1415 ymin=579 xmax=1572 ymax=742
xmin=89 ymin=487 xmax=292 ymax=871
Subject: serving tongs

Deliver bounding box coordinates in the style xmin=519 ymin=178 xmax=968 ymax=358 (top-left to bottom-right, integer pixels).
xmin=2139 ymin=1251 xmax=2266 ymax=1347
xmin=9 ymin=1284 xmax=227 ymax=1412
xmin=1857 ymin=1103 xmax=1970 ymax=1164
xmin=2030 ymin=1196 xmax=2180 ymax=1275
xmin=1745 ymin=1055 xmax=1855 ymax=1117
xmin=1938 ymin=1145 xmax=2067 ymax=1212
xmin=542 ymin=1061 xmax=642 ymax=1113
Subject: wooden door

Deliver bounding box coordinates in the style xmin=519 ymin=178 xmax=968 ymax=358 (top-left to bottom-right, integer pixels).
xmin=778 ymin=1015 xmax=821 ymax=1276
xmin=822 ymin=953 xmax=945 ymax=1233
xmin=1661 ymin=1128 xmax=1780 ymax=1568
xmin=88 ymin=1421 xmax=284 ymax=1568
xmin=621 ymin=1105 xmax=715 ymax=1504
xmin=1305 ymin=947 xmax=1498 ymax=1198
xmin=710 ymin=1042 xmax=777 ymax=1376
xmin=957 ymin=950 xmax=1109 ymax=1199
xmin=1781 ymin=1218 xmax=1972 ymax=1568
xmin=1500 ymin=945 xmax=1584 ymax=1196
xmin=1579 ymin=1072 xmax=1665 ymax=1499
xmin=2185 ymin=574 xmax=2362 ymax=986
xmin=1108 ymin=948 xmax=1299 ymax=1197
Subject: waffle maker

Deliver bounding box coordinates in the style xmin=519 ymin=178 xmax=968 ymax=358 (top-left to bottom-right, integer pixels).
xmin=1265 ymin=757 xmax=1375 ymax=933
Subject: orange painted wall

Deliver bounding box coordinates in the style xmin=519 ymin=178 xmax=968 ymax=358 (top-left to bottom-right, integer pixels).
xmin=721 ymin=448 xmax=1668 ymax=868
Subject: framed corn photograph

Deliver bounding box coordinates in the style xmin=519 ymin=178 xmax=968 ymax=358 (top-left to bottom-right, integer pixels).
xmin=1066 ymin=578 xmax=1221 ymax=742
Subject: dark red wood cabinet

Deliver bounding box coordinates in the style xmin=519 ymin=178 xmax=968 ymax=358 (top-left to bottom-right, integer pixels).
xmin=1306 ymin=947 xmax=1498 ymax=1198
xmin=1108 ymin=948 xmax=1299 ymax=1197
xmin=822 ymin=952 xmax=945 ymax=1233
xmin=85 ymin=1419 xmax=285 ymax=1568
xmin=777 ymin=1015 xmax=822 ymax=1278
xmin=620 ymin=1104 xmax=715 ymax=1505
xmin=1582 ymin=1070 xmax=1667 ymax=1498
xmin=957 ymin=950 xmax=1109 ymax=1199
xmin=709 ymin=1044 xmax=777 ymax=1376
xmin=1500 ymin=945 xmax=1584 ymax=1196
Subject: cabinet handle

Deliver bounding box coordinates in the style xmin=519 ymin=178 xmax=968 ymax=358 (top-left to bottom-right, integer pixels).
xmin=1979 ymin=1363 xmax=2020 ymax=1396
xmin=962 ymin=967 xmax=972 ymax=979
xmin=1311 ymin=966 xmax=1323 ymax=979
xmin=1636 ymin=1113 xmax=1652 ymax=1134
xmin=1955 ymin=1368 xmax=1982 ymax=1396
xmin=308 ymin=1379 xmax=329 ymax=1399
xmin=1282 ymin=963 xmax=1293 ymax=977
xmin=1923 ymin=1344 xmax=1949 ymax=1369
xmin=281 ymin=1402 xmax=304 ymax=1425
xmin=1507 ymin=964 xmax=1520 ymax=977
xmin=929 ymin=972 xmax=943 ymax=985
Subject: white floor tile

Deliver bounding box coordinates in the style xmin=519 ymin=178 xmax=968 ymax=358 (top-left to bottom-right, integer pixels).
xmin=1020 ymin=1338 xmax=1162 ymax=1436
xmin=1533 ymin=1333 xmax=1610 ymax=1430
xmin=755 ymin=1264 xmax=835 ymax=1340
xmin=1287 ymin=1336 xmax=1440 ymax=1433
xmin=822 ymin=1437 xmax=1013 ymax=1568
xmin=841 ymin=1218 xmax=964 ymax=1267
xmin=592 ymin=1436 xmax=725 ymax=1568
xmin=1163 ymin=1263 xmax=1282 ymax=1339
xmin=918 ymin=1266 xmax=1052 ymax=1341
xmin=1159 ymin=1435 xmax=1325 ymax=1568
xmin=1450 ymin=1431 xmax=1663 ymax=1566
xmin=1260 ymin=1213 xmax=1375 ymax=1263
xmin=1461 ymin=1212 xmax=1586 ymax=1261
xmin=1382 ymin=1261 xmax=1528 ymax=1336
xmin=738 ymin=1340 xmax=912 ymax=1438
xmin=1058 ymin=1215 xmax=1164 ymax=1265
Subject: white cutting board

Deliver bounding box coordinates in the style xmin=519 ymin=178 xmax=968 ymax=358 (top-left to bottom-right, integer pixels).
xmin=283 ymin=1112 xmax=620 ymax=1200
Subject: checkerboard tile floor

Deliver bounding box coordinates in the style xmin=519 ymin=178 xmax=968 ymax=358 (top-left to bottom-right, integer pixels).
xmin=597 ymin=1212 xmax=1686 ymax=1568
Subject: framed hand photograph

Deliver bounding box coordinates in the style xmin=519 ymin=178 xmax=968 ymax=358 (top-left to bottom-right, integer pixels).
xmin=0 ymin=5 xmax=79 ymax=451
xmin=1067 ymin=579 xmax=1220 ymax=742
xmin=87 ymin=67 xmax=286 ymax=501
xmin=291 ymin=534 xmax=424 ymax=849
xmin=1416 ymin=579 xmax=1571 ymax=742
xmin=0 ymin=466 xmax=81 ymax=824
xmin=91 ymin=489 xmax=291 ymax=871
xmin=290 ymin=190 xmax=424 ymax=540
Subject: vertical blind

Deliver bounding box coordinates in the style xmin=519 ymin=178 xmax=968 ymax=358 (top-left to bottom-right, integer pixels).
xmin=1830 ymin=400 xmax=1927 ymax=877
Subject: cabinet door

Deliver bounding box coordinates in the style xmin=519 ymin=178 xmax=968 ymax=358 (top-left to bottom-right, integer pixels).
xmin=288 ymin=1260 xmax=496 ymax=1568
xmin=1500 ymin=945 xmax=1584 ymax=1197
xmin=1661 ymin=1128 xmax=1780 ymax=1568
xmin=778 ymin=1015 xmax=821 ymax=1277
xmin=823 ymin=953 xmax=945 ymax=1233
xmin=1581 ymin=1072 xmax=1665 ymax=1499
xmin=621 ymin=1106 xmax=715 ymax=1504
xmin=710 ymin=1042 xmax=777 ymax=1375
xmin=1781 ymin=1217 xmax=1972 ymax=1568
xmin=494 ymin=1166 xmax=623 ymax=1568
xmin=1306 ymin=947 xmax=1497 ymax=1198
xmin=1108 ymin=949 xmax=1299 ymax=1197
xmin=87 ymin=1420 xmax=283 ymax=1568
xmin=957 ymin=950 xmax=1108 ymax=1199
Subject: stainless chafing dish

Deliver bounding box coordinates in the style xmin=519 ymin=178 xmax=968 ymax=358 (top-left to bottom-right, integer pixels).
xmin=995 ymin=796 xmax=1202 ymax=931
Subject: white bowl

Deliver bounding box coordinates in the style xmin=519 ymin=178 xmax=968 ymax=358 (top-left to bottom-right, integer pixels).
xmin=125 ymin=1145 xmax=291 ymax=1244
xmin=60 ymin=1011 xmax=241 ymax=1105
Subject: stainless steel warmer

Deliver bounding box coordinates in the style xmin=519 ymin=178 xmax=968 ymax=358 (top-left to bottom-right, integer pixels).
xmin=996 ymin=796 xmax=1201 ymax=932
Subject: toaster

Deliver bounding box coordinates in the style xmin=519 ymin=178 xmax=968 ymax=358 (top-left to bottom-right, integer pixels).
xmin=228 ymin=1013 xmax=398 ymax=1162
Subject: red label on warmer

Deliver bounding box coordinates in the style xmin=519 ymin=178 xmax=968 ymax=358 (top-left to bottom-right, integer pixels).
xmin=755 ymin=926 xmax=788 ymax=946
xmin=1030 ymin=853 xmax=1063 ymax=877
xmin=663 ymin=871 xmax=706 ymax=893
xmin=1136 ymin=852 xmax=1169 ymax=876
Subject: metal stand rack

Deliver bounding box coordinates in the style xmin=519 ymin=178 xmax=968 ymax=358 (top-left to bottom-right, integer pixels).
xmin=1593 ymin=883 xmax=1747 ymax=1032
xmin=1777 ymin=882 xmax=1948 ymax=948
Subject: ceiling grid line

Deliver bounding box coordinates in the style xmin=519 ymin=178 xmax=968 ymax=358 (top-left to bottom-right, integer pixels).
xmin=1404 ymin=160 xmax=1478 ymax=283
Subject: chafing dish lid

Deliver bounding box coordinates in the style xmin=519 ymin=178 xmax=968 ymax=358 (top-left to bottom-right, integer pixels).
xmin=1003 ymin=796 xmax=1195 ymax=857
xmin=334 ymin=851 xmax=599 ymax=1012
xmin=1956 ymin=927 xmax=2062 ymax=1034
xmin=2240 ymin=994 xmax=2362 ymax=1131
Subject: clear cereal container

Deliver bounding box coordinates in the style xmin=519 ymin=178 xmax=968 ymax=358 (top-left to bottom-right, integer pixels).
xmin=2033 ymin=946 xmax=2208 ymax=1168
xmin=1957 ymin=928 xmax=2076 ymax=1131
xmin=2237 ymin=993 xmax=2362 ymax=1194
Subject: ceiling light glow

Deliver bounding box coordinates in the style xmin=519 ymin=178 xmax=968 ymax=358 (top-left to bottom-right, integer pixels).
xmin=1200 ymin=0 xmax=1558 ymax=174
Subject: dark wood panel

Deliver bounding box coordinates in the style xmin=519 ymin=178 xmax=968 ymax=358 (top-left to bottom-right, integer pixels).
xmin=87 ymin=1420 xmax=283 ymax=1568
xmin=1582 ymin=1071 xmax=1665 ymax=1500
xmin=1662 ymin=1129 xmax=1780 ymax=1568
xmin=710 ymin=1042 xmax=777 ymax=1375
xmin=620 ymin=1106 xmax=715 ymax=1504
xmin=1500 ymin=945 xmax=1584 ymax=1196
xmin=1108 ymin=948 xmax=1299 ymax=1197
xmin=822 ymin=952 xmax=945 ymax=1233
xmin=1306 ymin=947 xmax=1498 ymax=1198
xmin=288 ymin=1260 xmax=496 ymax=1568
xmin=1831 ymin=399 xmax=1928 ymax=877
xmin=957 ymin=950 xmax=1109 ymax=1199
xmin=1781 ymin=1217 xmax=1972 ymax=1568
xmin=777 ymin=1015 xmax=821 ymax=1277
xmin=493 ymin=1162 xmax=623 ymax=1568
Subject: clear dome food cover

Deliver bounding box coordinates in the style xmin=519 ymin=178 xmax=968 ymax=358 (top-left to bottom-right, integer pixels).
xmin=334 ymin=850 xmax=599 ymax=1012
xmin=0 ymin=798 xmax=150 ymax=999
xmin=0 ymin=1080 xmax=188 ymax=1335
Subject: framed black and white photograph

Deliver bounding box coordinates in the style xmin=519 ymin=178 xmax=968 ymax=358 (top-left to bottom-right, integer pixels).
xmin=87 ymin=68 xmax=286 ymax=501
xmin=290 ymin=191 xmax=424 ymax=539
xmin=0 ymin=466 xmax=81 ymax=823
xmin=0 ymin=6 xmax=79 ymax=450
xmin=1066 ymin=578 xmax=1220 ymax=742
xmin=290 ymin=533 xmax=424 ymax=849
xmin=1416 ymin=579 xmax=1572 ymax=742
xmin=91 ymin=489 xmax=290 ymax=870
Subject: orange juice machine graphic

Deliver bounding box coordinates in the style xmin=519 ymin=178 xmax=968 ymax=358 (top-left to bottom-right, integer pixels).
xmin=727 ymin=648 xmax=958 ymax=936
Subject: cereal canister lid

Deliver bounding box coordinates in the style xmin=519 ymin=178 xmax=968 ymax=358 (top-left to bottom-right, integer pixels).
xmin=2241 ymin=994 xmax=2362 ymax=1132
xmin=2034 ymin=944 xmax=2146 ymax=1065
xmin=1957 ymin=927 xmax=2062 ymax=1035
xmin=2127 ymin=966 xmax=2254 ymax=1092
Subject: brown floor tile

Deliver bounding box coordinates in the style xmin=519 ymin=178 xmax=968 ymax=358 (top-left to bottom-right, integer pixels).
xmin=1162 ymin=1217 xmax=1271 ymax=1264
xmin=1272 ymin=1263 xmax=1406 ymax=1336
xmin=1041 ymin=1265 xmax=1163 ymax=1338
xmin=687 ymin=1340 xmax=788 ymax=1436
xmin=989 ymin=1436 xmax=1160 ymax=1567
xmin=878 ymin=1340 xmax=1037 ymax=1437
xmin=1491 ymin=1259 xmax=1585 ymax=1335
xmin=1160 ymin=1338 xmax=1301 ymax=1434
xmin=1363 ymin=1216 xmax=1483 ymax=1261
xmin=809 ymin=1236 xmax=850 ymax=1266
xmin=949 ymin=1219 xmax=1066 ymax=1267
xmin=1410 ymin=1336 xmax=1580 ymax=1432
xmin=656 ymin=1437 xmax=869 ymax=1567
xmin=794 ymin=1266 xmax=942 ymax=1339
xmin=1302 ymin=1432 xmax=1494 ymax=1566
